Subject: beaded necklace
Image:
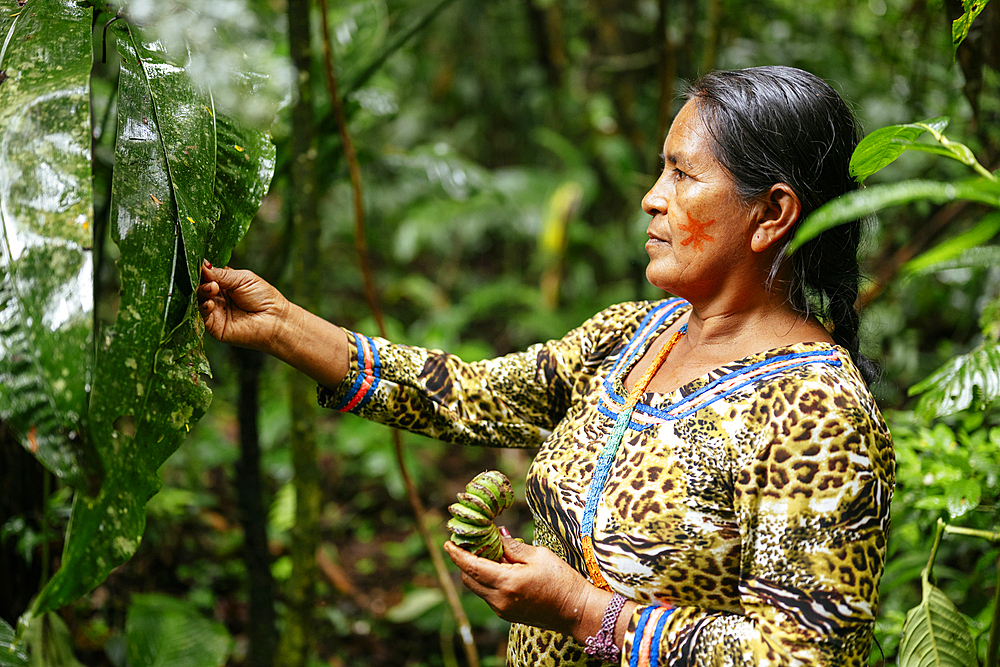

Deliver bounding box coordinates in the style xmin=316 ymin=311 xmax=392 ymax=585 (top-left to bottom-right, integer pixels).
xmin=581 ymin=323 xmax=688 ymax=591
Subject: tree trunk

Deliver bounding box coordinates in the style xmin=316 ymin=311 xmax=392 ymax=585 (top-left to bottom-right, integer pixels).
xmin=656 ymin=0 xmax=677 ymax=149
xmin=233 ymin=346 xmax=277 ymax=667
xmin=276 ymin=0 xmax=322 ymax=664
xmin=699 ymin=0 xmax=722 ymax=73
xmin=524 ymin=0 xmax=566 ymax=88
xmin=0 ymin=421 xmax=46 ymax=627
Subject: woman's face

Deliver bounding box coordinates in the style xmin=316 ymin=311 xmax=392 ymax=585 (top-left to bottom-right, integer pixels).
xmin=642 ymin=100 xmax=759 ymax=301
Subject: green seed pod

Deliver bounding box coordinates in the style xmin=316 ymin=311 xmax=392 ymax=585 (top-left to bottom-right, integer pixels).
xmin=446 ymin=516 xmax=495 ymax=538
xmin=456 ymin=491 xmax=494 ymax=517
xmin=475 ymin=531 xmax=504 ymax=561
xmin=448 ymin=502 xmax=492 ymax=526
xmin=448 ymin=470 xmax=513 ymax=562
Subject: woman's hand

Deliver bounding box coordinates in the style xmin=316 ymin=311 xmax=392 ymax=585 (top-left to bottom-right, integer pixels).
xmin=197 ymin=262 xmax=351 ymax=387
xmin=444 ymin=532 xmax=606 ymax=639
xmin=197 ymin=262 xmax=291 ymax=353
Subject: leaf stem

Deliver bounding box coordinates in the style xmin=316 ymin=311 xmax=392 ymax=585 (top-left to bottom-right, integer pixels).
xmin=926 ymin=125 xmax=999 ymax=181
xmin=943 ymin=525 xmax=1000 ymax=543
xmin=923 ymin=518 xmax=947 ymax=587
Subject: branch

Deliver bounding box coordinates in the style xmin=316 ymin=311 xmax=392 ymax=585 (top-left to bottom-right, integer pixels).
xmin=316 ymin=0 xmax=461 ymax=140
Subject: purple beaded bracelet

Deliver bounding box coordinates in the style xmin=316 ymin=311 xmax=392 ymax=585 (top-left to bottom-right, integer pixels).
xmin=584 ymin=592 xmax=627 ymax=663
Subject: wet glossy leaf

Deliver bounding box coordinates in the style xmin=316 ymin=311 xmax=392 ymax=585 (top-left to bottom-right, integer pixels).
xmin=29 ymin=21 xmax=274 ymax=614
xmin=943 ymin=478 xmax=981 ymax=518
xmin=910 ymin=343 xmax=1000 ymax=419
xmin=790 ymin=178 xmax=1000 ymax=252
xmin=898 ymin=578 xmax=977 ymax=667
xmin=0 ymin=617 xmax=27 ymax=667
xmin=210 ymin=113 xmax=276 ymax=266
xmin=0 ymin=0 xmax=97 ymax=488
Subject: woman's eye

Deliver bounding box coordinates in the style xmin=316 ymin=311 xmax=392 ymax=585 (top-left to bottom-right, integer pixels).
xmin=673 ymin=168 xmax=688 ymax=180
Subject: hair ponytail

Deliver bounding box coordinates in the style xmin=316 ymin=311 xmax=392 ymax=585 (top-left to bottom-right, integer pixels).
xmin=686 ymin=66 xmax=879 ymax=385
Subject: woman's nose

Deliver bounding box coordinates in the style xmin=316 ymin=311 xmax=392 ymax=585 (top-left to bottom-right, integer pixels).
xmin=642 ymin=176 xmax=670 ymax=216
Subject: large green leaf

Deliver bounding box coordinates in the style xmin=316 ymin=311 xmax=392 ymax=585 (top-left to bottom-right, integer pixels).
xmin=850 ymin=115 xmax=996 ymax=182
xmin=907 ymin=245 xmax=1000 ymax=275
xmin=209 ymin=113 xmax=277 ymax=265
xmin=126 ymin=594 xmax=233 ymax=667
xmin=909 ymin=342 xmax=1000 ymax=419
xmin=898 ymin=578 xmax=977 ymax=667
xmin=849 ymin=117 xmax=949 ymax=182
xmin=0 ymin=0 xmax=98 ymax=488
xmin=902 ymin=212 xmax=1000 ymax=275
xmin=27 ymin=21 xmax=275 ymax=615
xmin=789 ymin=178 xmax=1000 ymax=252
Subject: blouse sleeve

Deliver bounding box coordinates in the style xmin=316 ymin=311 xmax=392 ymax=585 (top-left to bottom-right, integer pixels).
xmin=316 ymin=301 xmax=657 ymax=448
xmin=622 ymin=369 xmax=895 ymax=667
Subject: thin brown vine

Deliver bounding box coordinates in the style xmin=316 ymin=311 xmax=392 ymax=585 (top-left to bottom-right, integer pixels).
xmin=316 ymin=2 xmax=481 ymax=666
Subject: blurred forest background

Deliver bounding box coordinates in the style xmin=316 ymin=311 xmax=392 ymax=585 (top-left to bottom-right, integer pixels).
xmin=2 ymin=0 xmax=1000 ymax=665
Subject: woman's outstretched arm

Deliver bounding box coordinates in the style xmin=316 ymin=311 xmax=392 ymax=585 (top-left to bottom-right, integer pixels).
xmin=197 ymin=261 xmax=349 ymax=388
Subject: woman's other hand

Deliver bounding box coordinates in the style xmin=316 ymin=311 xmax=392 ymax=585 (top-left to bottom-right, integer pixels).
xmin=198 ymin=262 xmax=290 ymax=352
xmin=444 ymin=531 xmax=613 ymax=641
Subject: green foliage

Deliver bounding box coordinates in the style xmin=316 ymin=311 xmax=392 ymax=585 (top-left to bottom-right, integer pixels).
xmin=890 ymin=414 xmax=1000 ymax=519
xmin=791 ymin=178 xmax=1000 ymax=253
xmin=910 ymin=343 xmax=1000 ymax=418
xmin=882 ymin=411 xmax=1000 ymax=664
xmin=20 ymin=613 xmax=84 ymax=667
xmin=902 ymin=213 xmax=1000 ymax=275
xmin=848 ymin=116 xmax=995 ymax=182
xmin=951 ymin=0 xmax=992 ymax=54
xmin=2 ymin=0 xmax=999 ymax=664
xmin=0 ymin=619 xmax=27 ymax=667
xmin=793 ymin=121 xmax=999 ymax=255
xmin=125 ymin=594 xmax=233 ymax=667
xmin=849 ymin=117 xmax=950 ymax=182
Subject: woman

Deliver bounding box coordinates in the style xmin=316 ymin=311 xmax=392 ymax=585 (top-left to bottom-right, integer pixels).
xmin=198 ymin=66 xmax=893 ymax=666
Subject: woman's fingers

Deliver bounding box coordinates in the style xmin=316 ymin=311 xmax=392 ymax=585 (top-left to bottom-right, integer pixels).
xmin=444 ymin=541 xmax=502 ymax=579
xmin=443 ymin=541 xmax=505 ymax=601
xmin=498 ymin=530 xmax=530 ymax=564
xmin=200 ymin=259 xmax=214 ymax=282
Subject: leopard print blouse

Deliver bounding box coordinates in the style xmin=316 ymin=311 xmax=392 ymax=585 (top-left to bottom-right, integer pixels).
xmin=317 ymin=299 xmax=895 ymax=667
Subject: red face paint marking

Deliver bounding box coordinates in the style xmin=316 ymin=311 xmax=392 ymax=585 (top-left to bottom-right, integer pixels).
xmin=677 ymin=211 xmax=715 ymax=251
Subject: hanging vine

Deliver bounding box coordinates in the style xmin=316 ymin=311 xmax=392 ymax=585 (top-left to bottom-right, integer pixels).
xmin=315 ymin=1 xmax=480 ymax=665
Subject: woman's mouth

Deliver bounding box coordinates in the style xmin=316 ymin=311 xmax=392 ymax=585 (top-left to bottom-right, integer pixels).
xmin=646 ymin=231 xmax=669 ymax=246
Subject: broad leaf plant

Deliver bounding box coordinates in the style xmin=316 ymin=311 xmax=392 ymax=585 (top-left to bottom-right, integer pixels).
xmin=0 ymin=0 xmax=275 ymax=659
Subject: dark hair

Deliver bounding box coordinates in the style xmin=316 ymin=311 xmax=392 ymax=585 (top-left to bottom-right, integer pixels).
xmin=685 ymin=66 xmax=878 ymax=384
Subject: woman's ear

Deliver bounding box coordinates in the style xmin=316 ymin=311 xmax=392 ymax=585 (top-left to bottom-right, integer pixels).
xmin=751 ymin=183 xmax=801 ymax=253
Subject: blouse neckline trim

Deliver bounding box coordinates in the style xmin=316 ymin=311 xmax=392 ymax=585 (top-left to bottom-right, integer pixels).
xmin=597 ymin=299 xmax=843 ymax=427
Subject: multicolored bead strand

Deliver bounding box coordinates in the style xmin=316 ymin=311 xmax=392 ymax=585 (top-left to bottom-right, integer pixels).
xmin=581 ymin=324 xmax=687 ymax=590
